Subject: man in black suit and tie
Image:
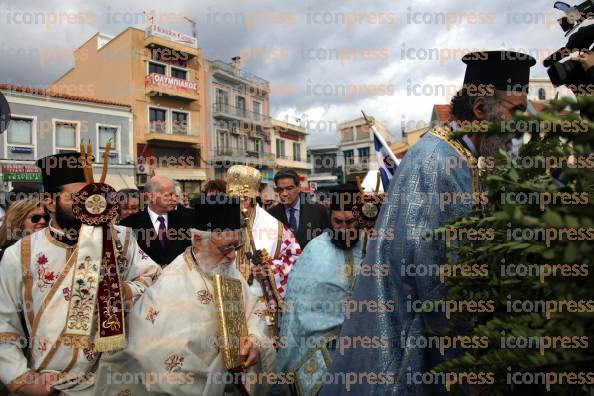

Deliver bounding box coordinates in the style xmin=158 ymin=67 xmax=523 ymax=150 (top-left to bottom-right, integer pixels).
xmin=120 ymin=175 xmax=192 ymax=267
xmin=267 ymin=168 xmax=330 ymax=248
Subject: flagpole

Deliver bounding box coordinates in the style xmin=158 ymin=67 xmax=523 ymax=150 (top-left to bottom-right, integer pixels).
xmin=361 ymin=110 xmax=399 ymax=165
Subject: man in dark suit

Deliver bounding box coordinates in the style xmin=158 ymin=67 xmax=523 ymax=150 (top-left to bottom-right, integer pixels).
xmin=267 ymin=168 xmax=330 ymax=248
xmin=120 ymin=175 xmax=192 ymax=267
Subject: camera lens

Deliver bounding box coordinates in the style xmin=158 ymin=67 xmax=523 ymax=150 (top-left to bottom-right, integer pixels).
xmin=547 ymin=59 xmax=584 ymax=86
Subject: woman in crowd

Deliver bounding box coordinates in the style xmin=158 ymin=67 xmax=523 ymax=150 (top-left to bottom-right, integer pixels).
xmin=0 ymin=198 xmax=47 ymax=260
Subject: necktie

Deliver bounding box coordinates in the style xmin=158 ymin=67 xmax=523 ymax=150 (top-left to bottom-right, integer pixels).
xmin=288 ymin=208 xmax=297 ymax=233
xmin=157 ymin=216 xmax=166 ymax=247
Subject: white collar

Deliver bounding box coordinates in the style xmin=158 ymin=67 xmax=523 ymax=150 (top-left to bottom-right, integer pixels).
xmin=147 ymin=206 xmax=168 ymax=225
xmin=48 ymin=219 xmax=65 ymax=236
xmin=462 ymin=135 xmax=479 ymax=157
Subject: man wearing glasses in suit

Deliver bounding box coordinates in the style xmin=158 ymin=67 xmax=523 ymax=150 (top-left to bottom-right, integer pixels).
xmin=268 ymin=168 xmax=330 ymax=249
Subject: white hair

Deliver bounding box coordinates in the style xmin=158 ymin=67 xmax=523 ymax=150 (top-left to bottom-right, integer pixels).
xmin=190 ymin=229 xmax=234 ymax=277
xmin=190 ymin=228 xmax=211 ymax=241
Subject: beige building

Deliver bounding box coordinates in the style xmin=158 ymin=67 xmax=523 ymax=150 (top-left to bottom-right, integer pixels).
xmin=338 ymin=117 xmax=394 ymax=183
xmin=203 ymin=57 xmax=274 ymax=183
xmin=389 ymin=126 xmax=428 ymax=159
xmin=271 ymin=119 xmax=311 ymax=187
xmin=50 ymin=26 xmax=207 ymax=193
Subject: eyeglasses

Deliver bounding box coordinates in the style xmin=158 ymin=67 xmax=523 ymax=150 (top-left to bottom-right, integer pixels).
xmin=274 ymin=185 xmax=297 ymax=193
xmin=29 ymin=214 xmax=48 ymax=224
xmin=212 ymin=239 xmax=244 ymax=256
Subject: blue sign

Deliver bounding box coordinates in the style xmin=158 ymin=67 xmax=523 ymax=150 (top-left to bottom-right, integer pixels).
xmin=10 ymin=146 xmax=33 ymax=154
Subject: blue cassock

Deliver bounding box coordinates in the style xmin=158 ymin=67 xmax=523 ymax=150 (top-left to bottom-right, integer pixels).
xmin=276 ymin=231 xmax=363 ymax=396
xmin=320 ymin=128 xmax=480 ymax=396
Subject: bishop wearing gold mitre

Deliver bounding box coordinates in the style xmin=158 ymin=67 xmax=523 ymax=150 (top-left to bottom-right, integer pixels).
xmin=92 ymin=194 xmax=276 ymax=396
xmin=226 ymin=165 xmax=301 ymax=339
xmin=0 ymin=149 xmax=161 ymax=395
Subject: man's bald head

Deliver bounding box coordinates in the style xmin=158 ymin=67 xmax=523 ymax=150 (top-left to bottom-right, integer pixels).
xmin=145 ymin=175 xmax=177 ymax=214
xmin=146 ymin=175 xmax=174 ymax=192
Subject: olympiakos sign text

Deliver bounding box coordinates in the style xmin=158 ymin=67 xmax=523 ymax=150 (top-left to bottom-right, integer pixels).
xmin=147 ymin=24 xmax=198 ymax=48
xmin=2 ymin=164 xmax=41 ymax=182
xmin=145 ymin=73 xmax=198 ymax=93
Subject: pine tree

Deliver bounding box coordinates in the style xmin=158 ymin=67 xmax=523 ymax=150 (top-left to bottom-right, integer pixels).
xmin=433 ymin=96 xmax=594 ymax=396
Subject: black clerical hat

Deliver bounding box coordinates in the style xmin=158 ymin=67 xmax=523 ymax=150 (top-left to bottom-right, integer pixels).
xmin=462 ymin=51 xmax=536 ymax=93
xmin=328 ymin=183 xmax=360 ymax=211
xmin=191 ymin=194 xmax=241 ymax=231
xmin=0 ymin=91 xmax=11 ymax=134
xmin=36 ymin=153 xmax=87 ymax=193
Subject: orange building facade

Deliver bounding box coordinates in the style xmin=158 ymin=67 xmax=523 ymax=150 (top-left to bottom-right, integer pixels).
xmin=50 ymin=27 xmax=207 ymax=193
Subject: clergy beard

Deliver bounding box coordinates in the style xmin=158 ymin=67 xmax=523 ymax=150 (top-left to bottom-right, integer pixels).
xmin=479 ymin=134 xmax=510 ymax=158
xmin=330 ymin=228 xmax=360 ymax=250
xmin=478 ymin=105 xmax=511 ymax=158
xmin=55 ymin=196 xmax=81 ymax=235
xmin=193 ymin=246 xmax=233 ymax=277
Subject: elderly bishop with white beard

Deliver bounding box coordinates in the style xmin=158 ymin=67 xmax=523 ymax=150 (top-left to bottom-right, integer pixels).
xmin=93 ymin=194 xmax=275 ymax=396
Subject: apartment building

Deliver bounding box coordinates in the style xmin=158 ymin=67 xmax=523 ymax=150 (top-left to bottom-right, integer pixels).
xmin=203 ymin=57 xmax=273 ymax=181
xmin=338 ymin=117 xmax=394 ymax=183
xmin=271 ymin=118 xmax=310 ymax=185
xmin=50 ymin=24 xmax=206 ymax=193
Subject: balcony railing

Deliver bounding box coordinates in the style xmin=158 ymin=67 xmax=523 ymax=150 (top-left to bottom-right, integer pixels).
xmin=214 ymin=147 xmax=275 ymax=164
xmin=172 ymin=121 xmax=190 ymax=135
xmin=149 ymin=121 xmax=191 ymax=136
xmin=150 ymin=121 xmax=167 ymax=133
xmin=211 ymin=60 xmax=269 ymax=88
xmin=213 ymin=103 xmax=271 ymax=123
xmin=345 ymin=159 xmax=370 ymax=174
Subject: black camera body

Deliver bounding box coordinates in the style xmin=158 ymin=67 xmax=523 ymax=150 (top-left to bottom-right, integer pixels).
xmin=545 ymin=1 xmax=594 ymax=87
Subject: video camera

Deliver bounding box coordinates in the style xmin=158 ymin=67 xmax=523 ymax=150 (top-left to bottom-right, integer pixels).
xmin=544 ymin=1 xmax=594 ymax=87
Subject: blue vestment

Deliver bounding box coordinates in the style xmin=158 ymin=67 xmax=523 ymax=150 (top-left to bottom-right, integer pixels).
xmin=276 ymin=231 xmax=363 ymax=396
xmin=320 ymin=128 xmax=479 ymax=396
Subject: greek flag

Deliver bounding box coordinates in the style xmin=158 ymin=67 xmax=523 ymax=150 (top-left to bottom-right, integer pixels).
xmin=373 ymin=131 xmax=399 ymax=191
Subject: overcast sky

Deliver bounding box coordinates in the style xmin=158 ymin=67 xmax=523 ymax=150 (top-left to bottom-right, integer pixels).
xmin=0 ymin=0 xmax=565 ymax=145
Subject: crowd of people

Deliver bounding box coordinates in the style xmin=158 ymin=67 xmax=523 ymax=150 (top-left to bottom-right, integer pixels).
xmin=0 ymin=50 xmax=545 ymax=396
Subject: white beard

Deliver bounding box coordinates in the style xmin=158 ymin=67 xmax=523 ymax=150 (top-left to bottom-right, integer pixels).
xmin=194 ymin=248 xmax=234 ymax=278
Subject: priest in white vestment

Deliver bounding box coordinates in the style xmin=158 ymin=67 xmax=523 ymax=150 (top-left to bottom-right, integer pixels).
xmin=92 ymin=194 xmax=276 ymax=396
xmin=0 ymin=153 xmax=161 ymax=395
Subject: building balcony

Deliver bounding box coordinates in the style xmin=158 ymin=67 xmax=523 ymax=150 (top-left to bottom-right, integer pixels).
xmin=275 ymin=155 xmax=312 ymax=171
xmin=153 ymin=167 xmax=207 ymax=182
xmin=272 ymin=119 xmax=307 ymax=136
xmin=145 ymin=129 xmax=199 ymax=146
xmin=212 ymin=103 xmax=271 ymax=125
xmin=345 ymin=159 xmax=370 ymax=174
xmin=145 ymin=73 xmax=199 ymax=101
xmin=143 ymin=34 xmax=199 ymax=58
xmin=308 ymin=172 xmax=338 ymax=185
xmin=211 ymin=148 xmax=275 ymax=167
xmin=211 ymin=60 xmax=269 ymax=92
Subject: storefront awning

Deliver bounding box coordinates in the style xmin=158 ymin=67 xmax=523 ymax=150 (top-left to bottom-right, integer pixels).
xmin=93 ymin=171 xmax=137 ymax=191
xmin=154 ymin=168 xmax=207 ymax=181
